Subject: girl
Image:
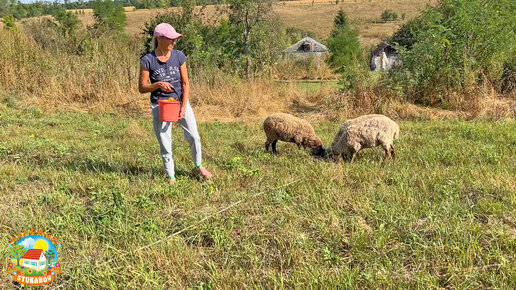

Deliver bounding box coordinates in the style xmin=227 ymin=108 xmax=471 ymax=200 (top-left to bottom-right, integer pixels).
xmin=139 ymin=23 xmax=213 ymax=184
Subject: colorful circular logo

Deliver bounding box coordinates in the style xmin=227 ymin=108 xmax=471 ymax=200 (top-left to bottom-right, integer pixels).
xmin=7 ymin=229 xmax=62 ymax=286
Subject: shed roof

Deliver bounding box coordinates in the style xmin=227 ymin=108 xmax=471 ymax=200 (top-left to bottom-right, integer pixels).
xmin=285 ymin=36 xmax=328 ymax=53
xmin=371 ymin=42 xmax=397 ymax=56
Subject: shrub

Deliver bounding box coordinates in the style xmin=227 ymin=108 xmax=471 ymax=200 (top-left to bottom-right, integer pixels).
xmin=2 ymin=15 xmax=17 ymax=32
xmin=389 ymin=0 xmax=516 ymax=103
xmin=381 ymin=10 xmax=398 ymax=22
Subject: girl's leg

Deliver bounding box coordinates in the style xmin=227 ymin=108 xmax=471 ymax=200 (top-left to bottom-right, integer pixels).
xmin=177 ymin=101 xmax=202 ymax=167
xmin=177 ymin=102 xmax=212 ymax=179
xmin=151 ymin=104 xmax=175 ymax=179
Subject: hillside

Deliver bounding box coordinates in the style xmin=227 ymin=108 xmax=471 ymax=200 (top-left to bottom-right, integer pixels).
xmin=65 ymin=0 xmax=428 ymax=47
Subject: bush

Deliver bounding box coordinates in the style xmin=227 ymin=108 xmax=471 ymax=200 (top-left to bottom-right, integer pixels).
xmin=2 ymin=15 xmax=17 ymax=32
xmin=389 ymin=0 xmax=516 ymax=104
xmin=381 ymin=10 xmax=398 ymax=22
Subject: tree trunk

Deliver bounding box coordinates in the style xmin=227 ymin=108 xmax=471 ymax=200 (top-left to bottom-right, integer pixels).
xmin=244 ymin=10 xmax=251 ymax=79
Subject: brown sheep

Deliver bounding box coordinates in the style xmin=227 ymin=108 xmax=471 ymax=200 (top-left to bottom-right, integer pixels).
xmin=263 ymin=113 xmax=325 ymax=156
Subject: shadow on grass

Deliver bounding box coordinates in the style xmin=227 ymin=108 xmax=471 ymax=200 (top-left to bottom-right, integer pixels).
xmin=59 ymin=157 xmax=197 ymax=179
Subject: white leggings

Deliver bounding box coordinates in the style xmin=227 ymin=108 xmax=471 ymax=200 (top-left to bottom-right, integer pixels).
xmin=151 ymin=101 xmax=202 ymax=178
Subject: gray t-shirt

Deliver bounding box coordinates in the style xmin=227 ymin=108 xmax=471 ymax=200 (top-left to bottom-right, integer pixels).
xmin=140 ymin=50 xmax=187 ymax=104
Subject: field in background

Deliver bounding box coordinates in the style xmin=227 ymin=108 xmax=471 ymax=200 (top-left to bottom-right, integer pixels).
xmin=63 ymin=0 xmax=428 ymax=46
xmin=1 ymin=103 xmax=515 ymax=288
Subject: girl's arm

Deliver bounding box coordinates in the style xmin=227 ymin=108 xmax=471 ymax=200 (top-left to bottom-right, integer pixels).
xmin=179 ymin=62 xmax=190 ymax=117
xmin=139 ymin=65 xmax=172 ymax=93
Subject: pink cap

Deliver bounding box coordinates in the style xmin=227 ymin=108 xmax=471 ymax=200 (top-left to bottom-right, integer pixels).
xmin=153 ymin=23 xmax=183 ymax=39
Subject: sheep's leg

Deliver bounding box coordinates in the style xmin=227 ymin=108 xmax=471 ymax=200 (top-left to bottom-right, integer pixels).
xmin=390 ymin=144 xmax=396 ymax=160
xmin=272 ymin=140 xmax=278 ymax=154
xmin=265 ymin=134 xmax=274 ymax=152
xmin=350 ymin=152 xmax=357 ymax=165
xmin=383 ymin=145 xmax=391 ymax=161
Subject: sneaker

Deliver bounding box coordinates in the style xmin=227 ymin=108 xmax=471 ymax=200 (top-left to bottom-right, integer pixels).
xmin=194 ymin=167 xmax=213 ymax=180
xmin=169 ymin=177 xmax=176 ymax=185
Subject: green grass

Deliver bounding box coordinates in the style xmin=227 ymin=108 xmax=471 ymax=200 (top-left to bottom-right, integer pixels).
xmin=1 ymin=102 xmax=515 ymax=288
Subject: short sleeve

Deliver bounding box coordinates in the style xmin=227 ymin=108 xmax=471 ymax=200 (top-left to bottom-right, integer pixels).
xmin=140 ymin=55 xmax=150 ymax=71
xmin=177 ymin=50 xmax=187 ymax=66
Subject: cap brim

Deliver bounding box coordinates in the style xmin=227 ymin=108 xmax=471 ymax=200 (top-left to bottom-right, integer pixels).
xmin=154 ymin=32 xmax=184 ymax=39
xmin=170 ymin=32 xmax=183 ymax=39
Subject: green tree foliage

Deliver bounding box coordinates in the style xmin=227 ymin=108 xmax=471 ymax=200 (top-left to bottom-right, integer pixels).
xmin=390 ymin=15 xmax=433 ymax=49
xmin=44 ymin=249 xmax=56 ymax=261
xmin=2 ymin=14 xmax=17 ymax=31
xmin=389 ymin=0 xmax=516 ymax=103
xmin=381 ymin=10 xmax=398 ymax=22
xmin=141 ymin=0 xmax=205 ymax=65
xmin=142 ymin=0 xmax=285 ymax=79
xmin=10 ymin=245 xmax=25 ymax=266
xmin=53 ymin=8 xmax=81 ymax=37
xmin=326 ymin=9 xmax=363 ymax=89
xmin=93 ymin=0 xmax=127 ymax=33
xmin=227 ymin=0 xmax=274 ymax=78
xmin=0 ymin=0 xmax=9 ymax=18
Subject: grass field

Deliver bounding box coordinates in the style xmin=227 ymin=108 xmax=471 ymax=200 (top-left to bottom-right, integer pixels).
xmin=1 ymin=101 xmax=515 ymax=288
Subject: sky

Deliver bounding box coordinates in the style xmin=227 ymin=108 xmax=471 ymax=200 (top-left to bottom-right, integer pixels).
xmin=12 ymin=235 xmax=59 ymax=260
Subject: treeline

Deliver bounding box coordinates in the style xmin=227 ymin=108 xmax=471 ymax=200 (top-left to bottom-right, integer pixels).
xmin=0 ymin=0 xmax=225 ymax=19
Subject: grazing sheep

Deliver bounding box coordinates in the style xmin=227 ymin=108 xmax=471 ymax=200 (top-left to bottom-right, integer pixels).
xmin=331 ymin=114 xmax=385 ymax=146
xmin=331 ymin=114 xmax=400 ymax=164
xmin=263 ymin=113 xmax=326 ymax=156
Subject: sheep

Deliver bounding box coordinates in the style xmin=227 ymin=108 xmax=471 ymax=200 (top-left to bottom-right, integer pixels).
xmin=331 ymin=114 xmax=386 ymax=146
xmin=330 ymin=114 xmax=400 ymax=164
xmin=263 ymin=113 xmax=326 ymax=157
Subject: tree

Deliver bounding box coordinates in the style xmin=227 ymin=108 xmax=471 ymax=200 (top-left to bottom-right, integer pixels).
xmin=92 ymin=0 xmax=126 ymax=33
xmin=332 ymin=7 xmax=349 ymax=31
xmin=10 ymin=245 xmax=25 ymax=267
xmin=53 ymin=8 xmax=81 ymax=37
xmin=227 ymin=0 xmax=273 ymax=79
xmin=44 ymin=249 xmax=56 ymax=263
xmin=326 ymin=9 xmax=363 ymax=89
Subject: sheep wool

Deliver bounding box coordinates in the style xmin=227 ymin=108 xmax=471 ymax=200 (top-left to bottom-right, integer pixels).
xmin=263 ymin=113 xmax=324 ymax=155
xmin=331 ymin=114 xmax=400 ymax=164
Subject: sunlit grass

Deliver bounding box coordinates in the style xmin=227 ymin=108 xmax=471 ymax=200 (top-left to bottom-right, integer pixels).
xmin=1 ymin=103 xmax=515 ymax=288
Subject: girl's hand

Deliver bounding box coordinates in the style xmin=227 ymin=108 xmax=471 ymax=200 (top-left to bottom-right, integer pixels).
xmin=157 ymin=82 xmax=173 ymax=92
xmin=179 ymin=105 xmax=186 ymax=119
